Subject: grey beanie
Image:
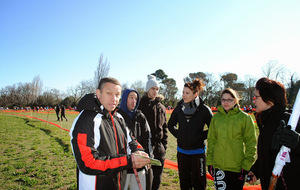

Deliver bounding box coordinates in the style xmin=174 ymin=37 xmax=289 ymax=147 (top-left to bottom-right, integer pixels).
xmin=146 ymin=75 xmax=159 ymax=92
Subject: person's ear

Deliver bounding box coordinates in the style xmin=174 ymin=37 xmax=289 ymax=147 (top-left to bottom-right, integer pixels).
xmin=194 ymin=92 xmax=198 ymax=98
xmin=267 ymin=100 xmax=274 ymax=107
xmin=96 ymin=89 xmax=101 ymax=98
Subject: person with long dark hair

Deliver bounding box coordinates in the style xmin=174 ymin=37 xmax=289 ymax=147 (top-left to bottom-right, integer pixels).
xmin=168 ymin=78 xmax=213 ymax=190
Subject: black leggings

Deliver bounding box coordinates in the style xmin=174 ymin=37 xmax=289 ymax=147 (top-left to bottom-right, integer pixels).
xmin=177 ymin=152 xmax=206 ymax=190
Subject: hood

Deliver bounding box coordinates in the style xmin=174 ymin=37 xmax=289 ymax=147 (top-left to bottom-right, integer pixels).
xmin=119 ymin=89 xmax=140 ymax=117
xmin=217 ymin=104 xmax=240 ymax=115
xmin=77 ymin=93 xmax=104 ymax=113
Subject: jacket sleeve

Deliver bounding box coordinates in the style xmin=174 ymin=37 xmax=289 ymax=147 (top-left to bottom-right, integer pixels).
xmin=242 ymin=115 xmax=257 ymax=171
xmin=202 ymin=106 xmax=213 ymax=140
xmin=161 ymin=107 xmax=168 ymax=150
xmin=291 ymin=120 xmax=300 ymax=155
xmin=118 ymin=114 xmax=145 ymax=154
xmin=206 ymin=116 xmax=216 ymax=166
xmin=70 ymin=113 xmax=133 ymax=176
xmin=140 ymin=114 xmax=153 ymax=158
xmin=167 ymin=107 xmax=179 ymax=138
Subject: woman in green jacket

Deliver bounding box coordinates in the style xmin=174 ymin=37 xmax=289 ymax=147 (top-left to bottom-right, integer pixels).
xmin=206 ymin=88 xmax=257 ymax=190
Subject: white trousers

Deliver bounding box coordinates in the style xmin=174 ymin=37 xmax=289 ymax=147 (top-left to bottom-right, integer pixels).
xmin=123 ymin=169 xmax=146 ymax=190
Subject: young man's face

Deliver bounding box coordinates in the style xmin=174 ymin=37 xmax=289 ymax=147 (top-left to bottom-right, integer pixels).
xmin=96 ymin=82 xmax=121 ymax=112
xmin=147 ymin=86 xmax=159 ymax=100
xmin=127 ymin=91 xmax=138 ymax=111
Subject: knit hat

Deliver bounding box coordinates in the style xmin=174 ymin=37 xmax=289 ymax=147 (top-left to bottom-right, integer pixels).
xmin=146 ymin=75 xmax=159 ymax=92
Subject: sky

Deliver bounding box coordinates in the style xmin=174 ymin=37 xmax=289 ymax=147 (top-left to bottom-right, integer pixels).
xmin=1 ymin=0 xmax=300 ymax=93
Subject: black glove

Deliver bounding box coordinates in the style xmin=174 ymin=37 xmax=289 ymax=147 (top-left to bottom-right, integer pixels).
xmin=208 ymin=165 xmax=214 ymax=177
xmin=272 ymin=120 xmax=300 ymax=149
xmin=238 ymin=169 xmax=249 ymax=181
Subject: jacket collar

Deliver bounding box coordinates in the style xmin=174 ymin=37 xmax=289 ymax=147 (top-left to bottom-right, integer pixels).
xmin=217 ymin=105 xmax=240 ymax=115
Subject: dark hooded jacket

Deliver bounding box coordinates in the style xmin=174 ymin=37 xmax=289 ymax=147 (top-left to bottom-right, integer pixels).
xmin=250 ymin=105 xmax=300 ymax=190
xmin=119 ymin=89 xmax=152 ymax=156
xmin=119 ymin=89 xmax=153 ymax=172
xmin=138 ymin=94 xmax=168 ymax=162
xmin=69 ymin=93 xmax=143 ymax=190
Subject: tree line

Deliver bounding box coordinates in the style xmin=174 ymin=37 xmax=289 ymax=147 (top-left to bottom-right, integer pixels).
xmin=1 ymin=56 xmax=299 ymax=109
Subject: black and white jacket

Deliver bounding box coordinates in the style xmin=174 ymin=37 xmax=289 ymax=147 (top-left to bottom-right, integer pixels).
xmin=69 ymin=93 xmax=143 ymax=190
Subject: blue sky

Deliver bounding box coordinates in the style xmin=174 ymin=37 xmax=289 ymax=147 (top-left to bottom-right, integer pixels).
xmin=1 ymin=0 xmax=300 ymax=93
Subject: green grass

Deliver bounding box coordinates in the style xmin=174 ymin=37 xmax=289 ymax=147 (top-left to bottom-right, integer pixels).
xmin=0 ymin=111 xmax=258 ymax=190
xmin=0 ymin=112 xmax=77 ymax=189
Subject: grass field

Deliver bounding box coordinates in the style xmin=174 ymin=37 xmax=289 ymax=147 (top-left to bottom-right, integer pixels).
xmin=0 ymin=110 xmax=257 ymax=189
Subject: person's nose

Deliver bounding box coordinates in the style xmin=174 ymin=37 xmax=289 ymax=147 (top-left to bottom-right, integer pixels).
xmin=112 ymin=95 xmax=119 ymax=102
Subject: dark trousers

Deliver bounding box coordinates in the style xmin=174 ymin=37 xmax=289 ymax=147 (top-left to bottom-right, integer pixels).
xmin=56 ymin=113 xmax=60 ymax=121
xmin=61 ymin=113 xmax=67 ymax=121
xmin=151 ymin=161 xmax=164 ymax=190
xmin=146 ymin=167 xmax=153 ymax=190
xmin=177 ymin=152 xmax=206 ymax=190
xmin=212 ymin=168 xmax=244 ymax=190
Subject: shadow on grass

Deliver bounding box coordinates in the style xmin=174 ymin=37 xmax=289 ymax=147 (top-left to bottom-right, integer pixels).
xmin=23 ymin=118 xmax=70 ymax=153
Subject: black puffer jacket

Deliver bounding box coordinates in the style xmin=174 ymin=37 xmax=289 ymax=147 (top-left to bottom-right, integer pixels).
xmin=138 ymin=95 xmax=168 ymax=162
xmin=250 ymin=105 xmax=300 ymax=190
xmin=70 ymin=93 xmax=142 ymax=190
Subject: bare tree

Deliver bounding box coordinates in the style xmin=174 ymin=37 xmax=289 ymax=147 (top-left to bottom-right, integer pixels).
xmin=67 ymin=79 xmax=94 ymax=106
xmin=18 ymin=82 xmax=33 ymax=106
xmin=94 ymin=53 xmax=110 ymax=88
xmin=262 ymin=60 xmax=287 ymax=82
xmin=31 ymin=75 xmax=43 ymax=97
xmin=130 ymin=80 xmax=145 ymax=96
xmin=0 ymin=85 xmax=17 ymax=107
xmin=39 ymin=88 xmax=61 ymax=107
xmin=31 ymin=75 xmax=43 ymax=104
xmin=202 ymin=73 xmax=220 ymax=106
xmin=243 ymin=75 xmax=257 ymax=106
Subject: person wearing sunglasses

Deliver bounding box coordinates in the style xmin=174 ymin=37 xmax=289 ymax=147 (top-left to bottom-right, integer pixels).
xmin=206 ymin=88 xmax=257 ymax=190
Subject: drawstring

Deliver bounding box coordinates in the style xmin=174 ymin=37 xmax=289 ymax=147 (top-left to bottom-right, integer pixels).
xmin=131 ymin=154 xmax=143 ymax=190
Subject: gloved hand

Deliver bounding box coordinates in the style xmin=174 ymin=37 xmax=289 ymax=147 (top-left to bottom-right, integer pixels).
xmin=272 ymin=120 xmax=300 ymax=149
xmin=238 ymin=169 xmax=249 ymax=181
xmin=207 ymin=165 xmax=214 ymax=177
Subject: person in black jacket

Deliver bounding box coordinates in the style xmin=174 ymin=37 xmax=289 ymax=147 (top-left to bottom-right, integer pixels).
xmin=168 ymin=78 xmax=213 ymax=190
xmin=55 ymin=104 xmax=60 ymax=121
xmin=119 ymin=89 xmax=153 ymax=190
xmin=69 ymin=77 xmax=151 ymax=190
xmin=60 ymin=105 xmax=67 ymax=121
xmin=248 ymin=77 xmax=300 ymax=190
xmin=138 ymin=75 xmax=168 ymax=190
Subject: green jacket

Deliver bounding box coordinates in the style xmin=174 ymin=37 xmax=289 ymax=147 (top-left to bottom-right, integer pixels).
xmin=206 ymin=105 xmax=257 ymax=172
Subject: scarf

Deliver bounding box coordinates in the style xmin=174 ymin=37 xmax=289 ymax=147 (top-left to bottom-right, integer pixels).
xmin=182 ymin=96 xmax=200 ymax=121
